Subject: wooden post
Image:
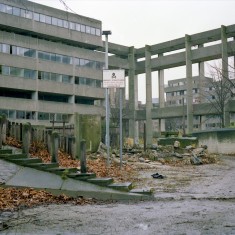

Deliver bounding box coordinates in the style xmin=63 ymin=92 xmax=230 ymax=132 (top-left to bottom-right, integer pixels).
xmin=51 ymin=131 xmax=59 ymax=163
xmin=47 ymin=130 xmax=53 ymax=155
xmin=71 ymin=136 xmax=76 ymax=159
xmin=22 ymin=122 xmax=31 ymax=157
xmin=0 ymin=114 xmax=7 ymax=149
xmin=80 ymin=139 xmax=87 ymax=173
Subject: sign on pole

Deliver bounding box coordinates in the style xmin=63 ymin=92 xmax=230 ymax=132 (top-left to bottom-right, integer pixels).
xmin=103 ymin=69 xmax=125 ymax=88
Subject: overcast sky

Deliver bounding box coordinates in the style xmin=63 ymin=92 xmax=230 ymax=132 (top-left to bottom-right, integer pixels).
xmin=30 ymin=0 xmax=235 ymax=102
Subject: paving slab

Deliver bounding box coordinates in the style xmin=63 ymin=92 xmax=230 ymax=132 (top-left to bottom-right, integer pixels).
xmin=0 ymin=159 xmax=22 ymax=183
xmin=5 ymin=166 xmax=63 ymax=189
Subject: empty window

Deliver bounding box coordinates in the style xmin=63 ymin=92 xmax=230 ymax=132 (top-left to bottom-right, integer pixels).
xmin=12 ymin=7 xmax=20 ymax=16
xmin=45 ymin=15 xmax=52 ymax=24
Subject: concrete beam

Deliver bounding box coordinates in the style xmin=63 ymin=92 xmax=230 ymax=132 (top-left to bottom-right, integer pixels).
xmin=136 ymin=37 xmax=185 ymax=59
xmin=136 ymin=41 xmax=235 ymax=74
xmin=108 ymin=56 xmax=129 ymax=69
xmin=103 ymin=42 xmax=130 ymax=58
xmin=132 ymin=100 xmax=235 ymax=120
xmin=135 ymin=24 xmax=235 ymax=59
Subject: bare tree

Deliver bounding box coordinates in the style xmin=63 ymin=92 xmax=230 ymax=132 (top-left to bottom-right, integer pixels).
xmin=203 ymin=61 xmax=235 ymax=128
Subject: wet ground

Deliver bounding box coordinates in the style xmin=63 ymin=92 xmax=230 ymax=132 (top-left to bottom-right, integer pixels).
xmin=1 ymin=155 xmax=235 ymax=235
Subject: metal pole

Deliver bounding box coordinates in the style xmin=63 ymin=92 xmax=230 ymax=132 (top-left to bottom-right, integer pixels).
xmin=119 ymin=88 xmax=123 ymax=169
xmin=104 ymin=33 xmax=110 ymax=166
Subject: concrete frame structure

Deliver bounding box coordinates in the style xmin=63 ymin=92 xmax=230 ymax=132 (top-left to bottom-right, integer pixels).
xmin=106 ymin=25 xmax=235 ymax=146
xmin=1 ymin=0 xmax=235 ymax=147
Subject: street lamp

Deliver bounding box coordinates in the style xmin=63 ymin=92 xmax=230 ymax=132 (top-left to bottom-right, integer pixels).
xmin=102 ymin=30 xmax=112 ymax=166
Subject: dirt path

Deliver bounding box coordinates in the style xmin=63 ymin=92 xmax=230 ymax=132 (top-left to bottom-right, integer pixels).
xmin=1 ymin=156 xmax=235 ymax=235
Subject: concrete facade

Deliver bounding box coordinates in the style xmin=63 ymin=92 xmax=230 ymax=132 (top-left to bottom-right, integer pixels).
xmin=0 ymin=0 xmax=105 ymax=126
xmin=1 ymin=0 xmax=235 ymax=147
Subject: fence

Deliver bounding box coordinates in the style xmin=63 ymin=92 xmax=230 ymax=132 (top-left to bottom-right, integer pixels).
xmin=4 ymin=121 xmax=76 ymax=158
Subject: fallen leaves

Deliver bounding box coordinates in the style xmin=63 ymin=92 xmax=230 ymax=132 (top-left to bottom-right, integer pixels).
xmin=5 ymin=137 xmax=21 ymax=148
xmin=86 ymin=158 xmax=137 ymax=182
xmin=28 ymin=140 xmax=136 ymax=182
xmin=1 ymin=138 xmax=136 ymax=211
xmin=0 ymin=187 xmax=97 ymax=211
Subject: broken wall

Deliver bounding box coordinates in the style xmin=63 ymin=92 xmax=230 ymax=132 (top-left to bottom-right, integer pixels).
xmin=75 ymin=113 xmax=101 ymax=156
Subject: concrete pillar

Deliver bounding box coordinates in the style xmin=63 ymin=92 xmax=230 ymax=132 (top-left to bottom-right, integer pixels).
xmin=32 ymin=91 xmax=38 ymax=100
xmin=145 ymin=45 xmax=153 ymax=147
xmin=158 ymin=54 xmax=165 ymax=132
xmin=198 ymin=44 xmax=205 ymax=105
xmin=221 ymin=25 xmax=230 ymax=127
xmin=221 ymin=25 xmax=228 ymax=80
xmin=22 ymin=122 xmax=31 ymax=157
xmin=185 ymin=35 xmax=193 ymax=134
xmin=234 ymin=37 xmax=235 ymax=79
xmin=128 ymin=46 xmax=138 ymax=143
xmin=69 ymin=95 xmax=74 ymax=104
xmin=201 ymin=115 xmax=207 ymax=130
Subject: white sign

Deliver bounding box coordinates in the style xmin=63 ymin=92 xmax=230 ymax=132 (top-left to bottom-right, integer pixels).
xmin=103 ymin=69 xmax=125 ymax=88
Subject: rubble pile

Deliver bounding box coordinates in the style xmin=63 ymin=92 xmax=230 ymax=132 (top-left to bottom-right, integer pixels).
xmin=97 ymin=140 xmax=219 ymax=167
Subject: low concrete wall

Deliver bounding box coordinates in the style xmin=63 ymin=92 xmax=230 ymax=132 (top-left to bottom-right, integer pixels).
xmin=193 ymin=129 xmax=235 ymax=154
xmin=158 ymin=137 xmax=198 ymax=148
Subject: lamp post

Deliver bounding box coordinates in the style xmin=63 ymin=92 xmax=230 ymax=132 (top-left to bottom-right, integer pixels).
xmin=102 ymin=30 xmax=112 ymax=166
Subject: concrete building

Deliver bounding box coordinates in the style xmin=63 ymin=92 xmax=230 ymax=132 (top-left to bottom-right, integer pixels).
xmin=1 ymin=0 xmax=235 ymax=146
xmin=0 ymin=0 xmax=106 ymax=126
xmin=165 ymin=76 xmax=235 ymax=131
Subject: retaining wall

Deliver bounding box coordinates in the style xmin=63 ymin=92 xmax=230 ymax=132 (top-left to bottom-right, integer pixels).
xmin=193 ymin=129 xmax=235 ymax=154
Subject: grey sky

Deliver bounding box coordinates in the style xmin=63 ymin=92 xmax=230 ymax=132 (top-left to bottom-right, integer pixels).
xmin=30 ymin=0 xmax=235 ymax=47
xmin=30 ymin=0 xmax=235 ymax=102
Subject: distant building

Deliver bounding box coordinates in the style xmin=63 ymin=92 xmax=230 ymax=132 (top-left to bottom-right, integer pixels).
xmin=164 ymin=76 xmax=235 ymax=131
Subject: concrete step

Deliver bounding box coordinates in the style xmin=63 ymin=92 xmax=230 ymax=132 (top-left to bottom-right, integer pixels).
xmin=108 ymin=182 xmax=133 ymax=192
xmin=130 ymin=188 xmax=154 ymax=196
xmin=68 ymin=172 xmax=96 ymax=180
xmin=108 ymin=182 xmax=132 ymax=192
xmin=87 ymin=177 xmax=114 ymax=187
xmin=26 ymin=162 xmax=59 ymax=170
xmin=10 ymin=158 xmax=43 ymax=165
xmin=0 ymin=153 xmax=27 ymax=160
xmin=46 ymin=167 xmax=78 ymax=176
xmin=0 ymin=149 xmax=13 ymax=154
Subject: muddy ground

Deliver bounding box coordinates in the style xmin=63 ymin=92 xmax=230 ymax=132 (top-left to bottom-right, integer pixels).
xmin=1 ymin=155 xmax=235 ymax=235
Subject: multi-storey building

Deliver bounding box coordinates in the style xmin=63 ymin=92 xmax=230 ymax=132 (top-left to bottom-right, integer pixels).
xmin=0 ymin=0 xmax=105 ymax=126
